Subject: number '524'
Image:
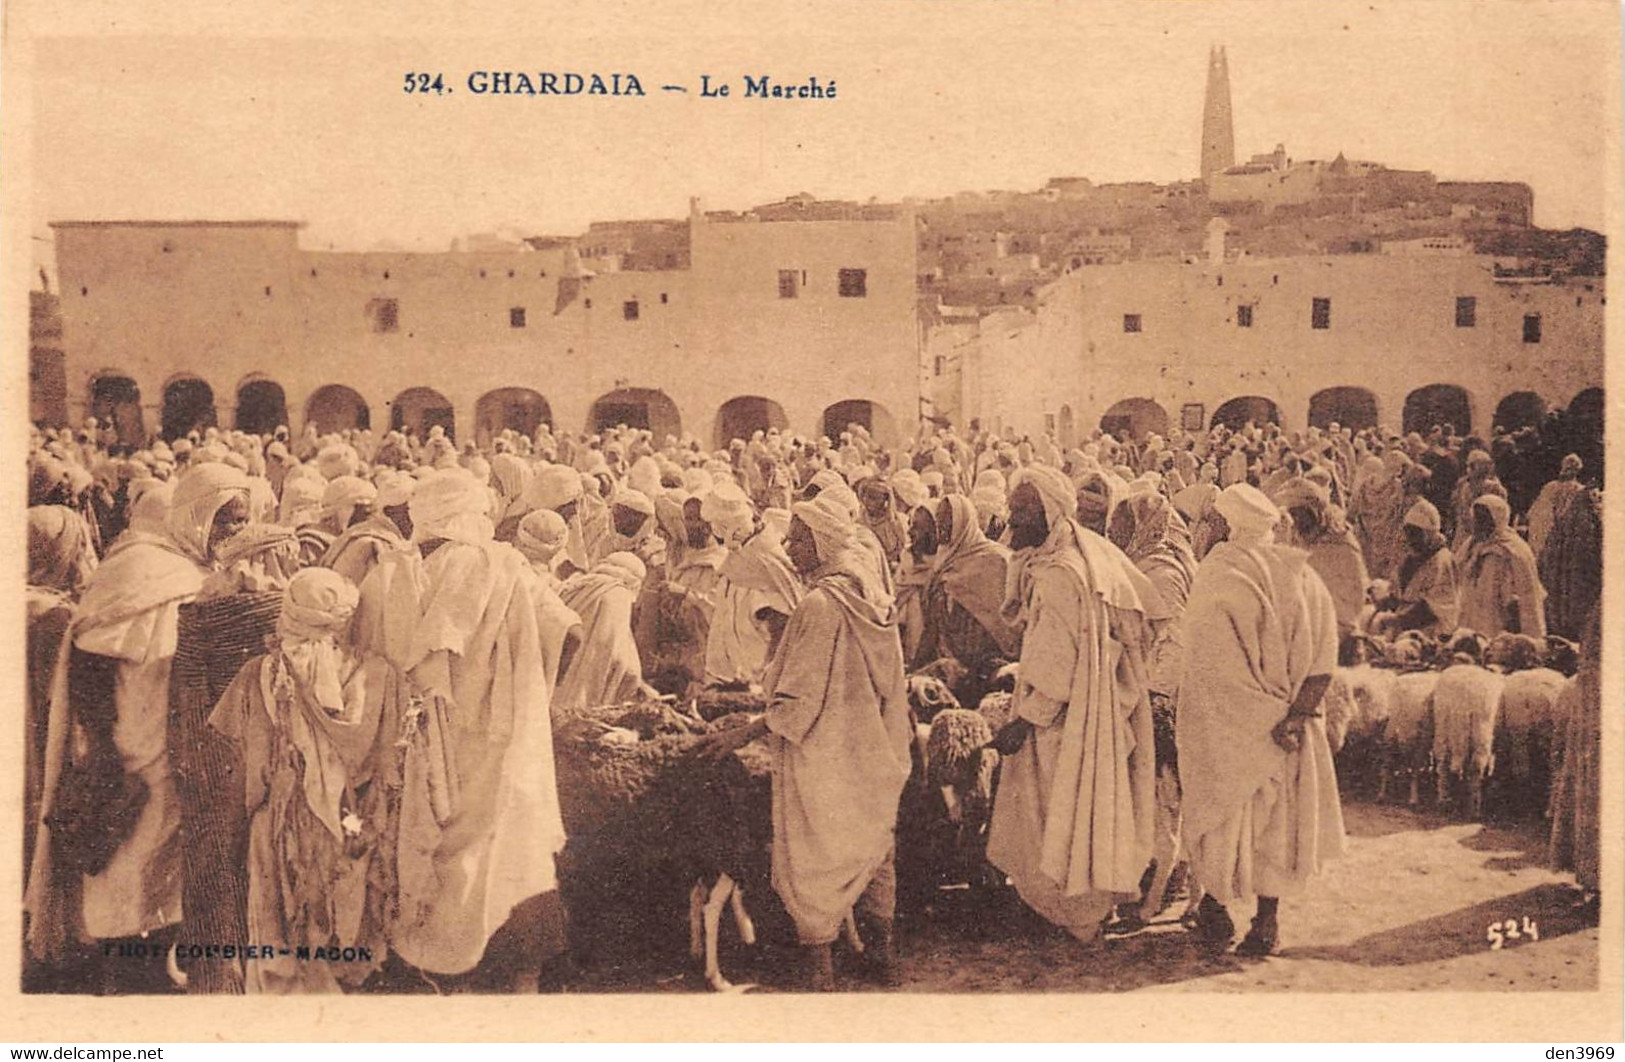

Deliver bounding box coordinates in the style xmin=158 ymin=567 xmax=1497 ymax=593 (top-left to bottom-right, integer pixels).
xmin=404 ymin=73 xmax=448 ymax=94
xmin=1485 ymin=917 xmax=1539 ymax=949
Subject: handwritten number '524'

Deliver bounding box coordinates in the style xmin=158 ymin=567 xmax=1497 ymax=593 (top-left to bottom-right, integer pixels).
xmin=404 ymin=73 xmax=448 ymax=94
xmin=1486 ymin=917 xmax=1540 ymax=950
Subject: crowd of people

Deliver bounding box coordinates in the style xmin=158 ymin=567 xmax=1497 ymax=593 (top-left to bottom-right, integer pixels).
xmin=22 ymin=404 xmax=1604 ymax=993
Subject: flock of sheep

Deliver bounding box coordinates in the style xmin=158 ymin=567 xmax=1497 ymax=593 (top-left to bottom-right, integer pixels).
xmin=546 ymin=626 xmax=1581 ymax=991
xmin=1326 ymin=628 xmax=1580 ymax=819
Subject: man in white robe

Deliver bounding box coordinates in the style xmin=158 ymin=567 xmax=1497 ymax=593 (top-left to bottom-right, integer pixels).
xmin=984 ymin=465 xmax=1158 ymax=947
xmin=696 ymin=492 xmax=911 ymax=990
xmin=351 ymin=468 xmax=574 ymax=989
xmin=1177 ymin=483 xmax=1344 ymax=956
xmin=27 ymin=464 xmax=250 ymax=988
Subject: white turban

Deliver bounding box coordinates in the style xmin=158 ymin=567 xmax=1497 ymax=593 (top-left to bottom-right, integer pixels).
xmin=167 ymin=462 xmax=251 ymax=563
xmin=891 ymin=469 xmax=929 ymax=511
xmin=594 ymin=551 xmax=648 ymax=592
xmin=1214 ymin=483 xmax=1280 ymax=545
xmin=701 ymin=481 xmax=755 ymax=544
xmin=409 ymin=468 xmax=495 ymax=545
xmin=374 ymin=469 xmax=417 ymax=508
xmin=516 ymin=508 xmax=569 ymax=566
xmin=806 ymin=468 xmax=848 ymax=499
xmin=683 ymin=468 xmax=715 ymax=495
xmin=278 ymin=567 xmax=362 ymax=726
xmin=819 ymin=481 xmax=862 ymax=525
xmin=971 ymin=484 xmax=1008 ymax=525
xmin=791 ymin=492 xmax=856 ymax=564
xmin=1012 ymin=464 xmax=1075 ymax=529
xmin=528 ymin=464 xmax=584 ymax=511
xmin=278 ymin=474 xmax=325 ymax=528
xmin=279 ymin=566 xmax=360 ymax=643
xmin=314 ymin=444 xmax=359 ymax=481
xmin=612 ymin=487 xmax=655 ymax=517
xmin=322 ymin=475 xmax=378 ymax=526
xmin=627 ymin=455 xmax=662 ymax=499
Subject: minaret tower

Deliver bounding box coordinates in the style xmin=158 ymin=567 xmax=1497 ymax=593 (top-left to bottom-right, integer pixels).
xmin=1200 ymin=45 xmax=1235 ymax=182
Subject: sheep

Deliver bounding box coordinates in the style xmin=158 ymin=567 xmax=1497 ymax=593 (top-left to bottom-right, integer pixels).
xmin=912 ymin=656 xmax=973 ymax=708
xmin=1382 ymin=669 xmax=1440 ymax=805
xmin=1133 ymin=690 xmax=1202 ymax=928
xmin=1430 ymin=633 xmax=1507 ymax=818
xmin=906 ymin=673 xmax=961 ymax=724
xmin=1323 ymin=664 xmax=1399 ymax=797
xmin=552 ymin=697 xmax=775 ymax=992
xmin=692 ymin=686 xmax=767 ymax=722
xmin=898 ymin=687 xmax=1013 ymax=921
xmin=1485 ymin=632 xmax=1572 ymax=820
xmin=1542 ymin=635 xmax=1582 ymax=678
xmin=1324 ymin=664 xmax=1396 ymax=754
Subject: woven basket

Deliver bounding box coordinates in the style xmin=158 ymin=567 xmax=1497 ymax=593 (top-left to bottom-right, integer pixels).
xmin=168 ymin=591 xmax=282 ymax=995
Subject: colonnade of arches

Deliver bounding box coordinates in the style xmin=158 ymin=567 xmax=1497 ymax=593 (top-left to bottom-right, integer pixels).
xmin=80 ymin=373 xmax=901 ymax=450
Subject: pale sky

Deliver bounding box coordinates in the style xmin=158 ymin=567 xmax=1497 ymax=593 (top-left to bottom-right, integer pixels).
xmin=17 ymin=0 xmax=1620 ymax=252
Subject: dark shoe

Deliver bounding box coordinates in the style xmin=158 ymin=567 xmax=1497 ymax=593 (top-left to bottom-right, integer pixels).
xmin=863 ymin=918 xmax=901 ymax=988
xmin=1105 ymin=910 xmax=1147 ymax=936
xmin=1192 ymin=895 xmax=1235 ymax=949
xmin=1235 ymin=912 xmax=1279 ymax=958
xmin=803 ymin=943 xmax=836 ymax=992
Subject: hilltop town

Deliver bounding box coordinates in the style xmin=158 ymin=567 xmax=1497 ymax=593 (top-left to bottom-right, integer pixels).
xmin=30 ymin=46 xmax=1604 ymax=454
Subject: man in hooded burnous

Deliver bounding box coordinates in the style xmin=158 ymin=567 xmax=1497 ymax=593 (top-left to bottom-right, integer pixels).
xmin=351 ymin=468 xmax=572 ymax=991
xmin=1177 ymin=483 xmax=1344 ymax=957
xmin=27 ymin=464 xmax=251 ymax=990
xmin=696 ymin=492 xmax=912 ymax=990
xmin=983 ymin=465 xmax=1158 ymax=949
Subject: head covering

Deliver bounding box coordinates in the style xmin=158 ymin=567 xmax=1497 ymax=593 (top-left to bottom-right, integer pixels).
xmin=28 ymin=506 xmax=97 ymax=593
xmin=278 ymin=474 xmax=326 ymax=528
xmin=1472 ymin=492 xmax=1514 ymax=536
xmin=515 ymin=509 xmax=569 ymax=567
xmin=1074 ymin=472 xmax=1118 ymax=526
xmin=375 ymin=468 xmax=417 ymax=508
xmin=1561 ymin=453 xmax=1583 ymax=475
xmin=314 ymin=444 xmax=359 ymax=481
xmin=594 ymin=551 xmax=648 ymax=592
xmin=409 ymin=468 xmax=495 ymax=545
xmin=1403 ymin=498 xmax=1443 ymax=534
xmin=127 ymin=478 xmax=174 ymax=536
xmin=891 ymin=469 xmax=929 ymax=511
xmin=321 ymin=475 xmax=378 ymax=527
xmin=166 ymin=463 xmax=251 ymax=563
xmin=1011 ymin=464 xmax=1076 ymax=529
xmin=528 ymin=463 xmax=584 ymax=511
xmin=1213 ymin=483 xmax=1279 ymax=545
xmin=790 ymin=492 xmax=857 ymax=564
xmin=970 ymin=484 xmax=1009 ymax=528
xmin=701 ymin=481 xmax=755 ymax=545
xmin=1273 ymin=477 xmax=1345 ymax=538
xmin=612 ymin=487 xmax=655 ymax=518
xmin=683 ymin=468 xmax=715 ymax=496
xmin=277 ymin=566 xmax=362 ymax=716
xmin=487 ymin=453 xmax=533 ymax=523
xmin=653 ymin=490 xmax=689 ymax=543
xmin=805 ymin=468 xmax=848 ymax=500
xmin=627 ymin=455 xmax=662 ymax=499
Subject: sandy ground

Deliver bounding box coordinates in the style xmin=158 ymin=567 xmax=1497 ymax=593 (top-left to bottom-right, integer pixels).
xmin=571 ymin=800 xmax=1598 ymax=994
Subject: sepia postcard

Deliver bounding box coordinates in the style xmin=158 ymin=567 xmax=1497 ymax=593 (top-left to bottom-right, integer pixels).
xmin=1 ymin=0 xmax=1621 ymax=1043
